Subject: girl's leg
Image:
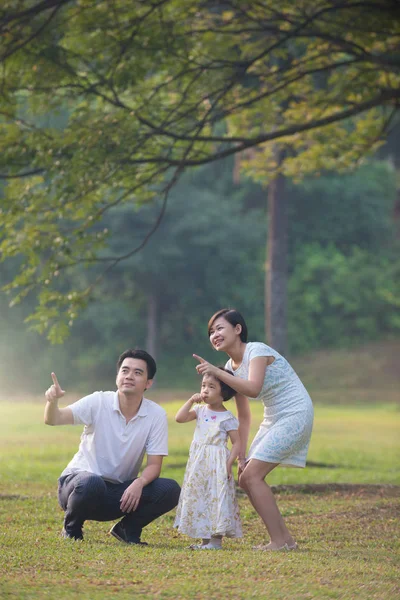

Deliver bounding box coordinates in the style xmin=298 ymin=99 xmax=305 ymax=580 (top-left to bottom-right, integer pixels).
xmin=239 ymin=459 xmax=296 ymax=549
xmin=208 ymin=535 xmax=222 ymax=549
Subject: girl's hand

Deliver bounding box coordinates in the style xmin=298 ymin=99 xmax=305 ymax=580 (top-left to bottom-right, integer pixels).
xmin=193 ymin=354 xmax=218 ymax=377
xmin=226 ymin=462 xmax=233 ymax=480
xmin=189 ymin=393 xmax=203 ymax=404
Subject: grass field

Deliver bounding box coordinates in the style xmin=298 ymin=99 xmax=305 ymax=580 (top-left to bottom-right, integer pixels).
xmin=0 ymin=341 xmax=399 ymax=598
xmin=0 ymin=396 xmax=399 ymax=600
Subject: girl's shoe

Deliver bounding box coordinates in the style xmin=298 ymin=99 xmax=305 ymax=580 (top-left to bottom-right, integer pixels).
xmin=199 ymin=543 xmax=222 ymax=550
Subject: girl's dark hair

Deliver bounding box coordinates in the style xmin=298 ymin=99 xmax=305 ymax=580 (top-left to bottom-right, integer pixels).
xmin=215 ymin=367 xmax=236 ymax=401
xmin=116 ymin=349 xmax=157 ymax=379
xmin=207 ymin=308 xmax=248 ymax=343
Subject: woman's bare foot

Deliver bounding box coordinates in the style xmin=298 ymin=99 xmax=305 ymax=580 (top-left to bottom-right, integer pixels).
xmin=253 ymin=540 xmax=298 ymax=551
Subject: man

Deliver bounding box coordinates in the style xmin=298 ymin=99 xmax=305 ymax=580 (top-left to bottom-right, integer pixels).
xmin=44 ymin=348 xmax=180 ymax=544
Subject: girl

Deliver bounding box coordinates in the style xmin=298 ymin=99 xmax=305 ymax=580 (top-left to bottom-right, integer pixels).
xmin=174 ymin=368 xmax=242 ymax=550
xmin=194 ymin=308 xmax=314 ymax=551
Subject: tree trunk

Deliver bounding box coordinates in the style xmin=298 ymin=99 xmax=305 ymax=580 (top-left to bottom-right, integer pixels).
xmin=265 ymin=153 xmax=288 ymax=355
xmin=146 ymin=293 xmax=158 ymax=360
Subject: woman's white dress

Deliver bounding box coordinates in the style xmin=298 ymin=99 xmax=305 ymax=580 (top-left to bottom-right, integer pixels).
xmin=174 ymin=405 xmax=242 ymax=538
xmin=226 ymin=342 xmax=314 ymax=467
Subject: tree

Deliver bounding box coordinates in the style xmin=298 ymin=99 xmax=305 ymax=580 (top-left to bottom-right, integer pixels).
xmin=88 ymin=159 xmax=265 ymax=368
xmin=288 ymin=244 xmax=400 ymax=352
xmin=0 ymin=156 xmax=397 ymax=393
xmin=0 ymin=0 xmax=399 ymax=342
xmin=285 ymin=160 xmax=399 ymax=352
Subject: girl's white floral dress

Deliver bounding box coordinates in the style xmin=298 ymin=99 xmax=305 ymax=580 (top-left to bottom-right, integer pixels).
xmin=174 ymin=405 xmax=242 ymax=539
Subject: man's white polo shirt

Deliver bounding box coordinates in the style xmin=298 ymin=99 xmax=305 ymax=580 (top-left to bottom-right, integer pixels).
xmin=60 ymin=391 xmax=168 ymax=483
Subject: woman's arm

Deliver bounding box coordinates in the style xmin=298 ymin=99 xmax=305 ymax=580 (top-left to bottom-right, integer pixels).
xmin=234 ymin=394 xmax=251 ymax=464
xmin=175 ymin=393 xmax=201 ymax=423
xmin=194 ymin=354 xmax=272 ymax=398
xmin=226 ymin=430 xmax=240 ymax=480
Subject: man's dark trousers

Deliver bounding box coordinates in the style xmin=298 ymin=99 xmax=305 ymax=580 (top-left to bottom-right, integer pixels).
xmin=58 ymin=471 xmax=180 ymax=539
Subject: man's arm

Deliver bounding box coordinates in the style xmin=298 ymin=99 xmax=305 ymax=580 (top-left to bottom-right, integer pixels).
xmin=119 ymin=455 xmax=163 ymax=513
xmin=44 ymin=372 xmax=74 ymax=426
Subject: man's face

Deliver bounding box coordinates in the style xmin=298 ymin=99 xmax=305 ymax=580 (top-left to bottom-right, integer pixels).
xmin=116 ymin=358 xmax=152 ymax=397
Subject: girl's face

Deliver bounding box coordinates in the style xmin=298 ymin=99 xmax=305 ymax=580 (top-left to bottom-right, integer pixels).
xmin=209 ymin=316 xmax=241 ymax=352
xmin=201 ymin=375 xmax=223 ymax=406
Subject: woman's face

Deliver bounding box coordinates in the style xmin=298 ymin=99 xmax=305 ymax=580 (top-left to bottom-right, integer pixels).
xmin=209 ymin=316 xmax=241 ymax=351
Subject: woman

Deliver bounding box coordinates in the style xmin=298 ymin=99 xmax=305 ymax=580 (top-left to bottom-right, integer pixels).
xmin=194 ymin=308 xmax=314 ymax=551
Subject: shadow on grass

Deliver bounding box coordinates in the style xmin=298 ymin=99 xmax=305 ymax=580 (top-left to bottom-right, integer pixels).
xmin=234 ymin=483 xmax=400 ymax=497
xmin=0 ymin=494 xmax=29 ymax=500
xmin=306 ymin=460 xmax=343 ymax=468
xmin=2 ymin=485 xmax=398 ymax=502
xmin=270 ymin=483 xmax=400 ymax=496
xmin=165 ymin=460 xmax=350 ymax=470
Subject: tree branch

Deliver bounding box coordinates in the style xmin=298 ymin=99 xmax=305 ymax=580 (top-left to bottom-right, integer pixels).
xmin=0 ymin=0 xmax=71 ymax=29
xmin=0 ymin=168 xmax=45 ymax=179
xmin=116 ymin=88 xmax=400 ymax=166
xmin=0 ymin=3 xmax=67 ymax=62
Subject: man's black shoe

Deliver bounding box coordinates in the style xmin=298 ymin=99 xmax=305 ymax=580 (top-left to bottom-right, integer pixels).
xmin=109 ymin=521 xmax=148 ymax=546
xmin=61 ymin=527 xmax=83 ymax=541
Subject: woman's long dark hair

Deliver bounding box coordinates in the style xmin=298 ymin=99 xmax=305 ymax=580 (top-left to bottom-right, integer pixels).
xmin=207 ymin=308 xmax=248 ymax=343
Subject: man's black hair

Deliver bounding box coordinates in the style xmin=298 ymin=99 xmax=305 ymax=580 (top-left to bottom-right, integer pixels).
xmin=116 ymin=349 xmax=157 ymax=379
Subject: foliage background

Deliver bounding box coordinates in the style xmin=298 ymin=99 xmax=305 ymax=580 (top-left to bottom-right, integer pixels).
xmin=0 ymin=1 xmax=399 ymax=393
xmin=1 ymin=153 xmax=399 ymax=393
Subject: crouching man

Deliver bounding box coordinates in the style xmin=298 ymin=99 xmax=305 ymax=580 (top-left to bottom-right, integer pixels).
xmin=44 ymin=348 xmax=180 ymax=544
